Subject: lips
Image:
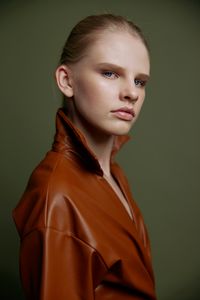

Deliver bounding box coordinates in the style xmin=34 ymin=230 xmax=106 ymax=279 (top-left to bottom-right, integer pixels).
xmin=111 ymin=107 xmax=135 ymax=121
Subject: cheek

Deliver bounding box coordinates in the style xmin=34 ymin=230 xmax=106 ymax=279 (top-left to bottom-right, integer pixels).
xmin=136 ymin=94 xmax=145 ymax=112
xmin=77 ymin=81 xmax=115 ymax=105
xmin=73 ymin=83 xmax=103 ymax=116
xmin=74 ymin=78 xmax=96 ymax=98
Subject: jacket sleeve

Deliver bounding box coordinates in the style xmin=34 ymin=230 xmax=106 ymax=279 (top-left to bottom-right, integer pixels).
xmin=19 ymin=227 xmax=108 ymax=300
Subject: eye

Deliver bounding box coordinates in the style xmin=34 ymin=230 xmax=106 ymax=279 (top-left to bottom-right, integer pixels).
xmin=102 ymin=71 xmax=118 ymax=79
xmin=134 ymin=79 xmax=146 ymax=87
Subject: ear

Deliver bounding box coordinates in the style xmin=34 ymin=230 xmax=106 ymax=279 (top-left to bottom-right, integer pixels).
xmin=55 ymin=65 xmax=74 ymax=98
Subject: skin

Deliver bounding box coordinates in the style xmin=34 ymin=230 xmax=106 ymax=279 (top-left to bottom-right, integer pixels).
xmin=55 ymin=30 xmax=150 ymax=176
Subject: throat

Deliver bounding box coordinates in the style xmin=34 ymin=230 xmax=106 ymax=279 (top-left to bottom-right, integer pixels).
xmin=103 ymin=173 xmax=133 ymax=220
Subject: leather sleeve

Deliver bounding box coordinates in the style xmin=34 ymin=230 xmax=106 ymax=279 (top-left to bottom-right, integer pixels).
xmin=19 ymin=227 xmax=108 ymax=300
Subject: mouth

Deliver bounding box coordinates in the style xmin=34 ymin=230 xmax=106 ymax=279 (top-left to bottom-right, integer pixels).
xmin=111 ymin=107 xmax=135 ymax=121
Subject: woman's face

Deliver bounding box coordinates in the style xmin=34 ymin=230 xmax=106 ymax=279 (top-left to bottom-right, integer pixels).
xmin=66 ymin=30 xmax=150 ymax=137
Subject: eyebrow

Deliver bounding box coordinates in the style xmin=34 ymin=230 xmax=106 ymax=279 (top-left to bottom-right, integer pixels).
xmin=96 ymin=62 xmax=150 ymax=80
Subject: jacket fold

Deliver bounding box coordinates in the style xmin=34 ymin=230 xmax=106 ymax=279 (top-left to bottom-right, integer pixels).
xmin=13 ymin=108 xmax=157 ymax=299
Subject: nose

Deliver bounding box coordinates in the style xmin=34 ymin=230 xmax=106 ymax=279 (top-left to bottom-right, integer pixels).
xmin=120 ymin=81 xmax=139 ymax=103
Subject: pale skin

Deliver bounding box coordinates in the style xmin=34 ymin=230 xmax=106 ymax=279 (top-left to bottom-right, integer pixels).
xmin=55 ymin=30 xmax=150 ymax=219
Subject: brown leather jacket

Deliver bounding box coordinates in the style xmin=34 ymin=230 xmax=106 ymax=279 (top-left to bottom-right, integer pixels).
xmin=13 ymin=108 xmax=157 ymax=300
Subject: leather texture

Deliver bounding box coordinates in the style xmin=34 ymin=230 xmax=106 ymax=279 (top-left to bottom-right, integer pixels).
xmin=13 ymin=108 xmax=157 ymax=299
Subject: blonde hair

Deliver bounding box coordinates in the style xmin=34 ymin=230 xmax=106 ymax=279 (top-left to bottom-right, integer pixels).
xmin=59 ymin=14 xmax=149 ymax=65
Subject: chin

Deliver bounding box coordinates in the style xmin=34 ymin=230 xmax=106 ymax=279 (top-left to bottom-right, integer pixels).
xmin=111 ymin=122 xmax=133 ymax=136
xmin=114 ymin=130 xmax=131 ymax=136
xmin=110 ymin=127 xmax=132 ymax=136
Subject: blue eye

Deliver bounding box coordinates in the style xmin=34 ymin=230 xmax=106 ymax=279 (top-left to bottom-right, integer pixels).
xmin=103 ymin=71 xmax=118 ymax=78
xmin=134 ymin=79 xmax=146 ymax=87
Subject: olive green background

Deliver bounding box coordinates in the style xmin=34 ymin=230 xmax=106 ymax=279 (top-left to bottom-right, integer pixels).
xmin=0 ymin=0 xmax=199 ymax=299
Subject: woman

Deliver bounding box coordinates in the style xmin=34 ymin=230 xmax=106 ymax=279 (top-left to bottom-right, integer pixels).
xmin=13 ymin=14 xmax=157 ymax=300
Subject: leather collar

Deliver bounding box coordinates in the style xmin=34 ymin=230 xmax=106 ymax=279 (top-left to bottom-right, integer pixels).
xmin=52 ymin=108 xmax=130 ymax=176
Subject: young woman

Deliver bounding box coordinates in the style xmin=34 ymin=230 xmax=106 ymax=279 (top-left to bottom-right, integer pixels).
xmin=13 ymin=14 xmax=157 ymax=300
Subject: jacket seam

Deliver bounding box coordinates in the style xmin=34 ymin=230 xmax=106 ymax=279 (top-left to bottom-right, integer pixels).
xmin=22 ymin=225 xmax=109 ymax=270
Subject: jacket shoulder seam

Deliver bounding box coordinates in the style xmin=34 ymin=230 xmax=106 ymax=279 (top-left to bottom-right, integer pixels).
xmin=22 ymin=226 xmax=109 ymax=270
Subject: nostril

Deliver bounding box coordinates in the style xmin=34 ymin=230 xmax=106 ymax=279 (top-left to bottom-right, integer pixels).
xmin=124 ymin=94 xmax=138 ymax=102
xmin=120 ymin=85 xmax=139 ymax=102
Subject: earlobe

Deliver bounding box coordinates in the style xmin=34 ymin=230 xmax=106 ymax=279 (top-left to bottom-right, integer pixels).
xmin=55 ymin=65 xmax=74 ymax=98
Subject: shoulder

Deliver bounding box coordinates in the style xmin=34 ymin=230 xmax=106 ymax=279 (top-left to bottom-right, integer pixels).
xmin=13 ymin=150 xmax=85 ymax=238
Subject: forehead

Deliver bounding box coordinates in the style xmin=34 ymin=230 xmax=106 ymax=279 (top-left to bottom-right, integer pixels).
xmin=83 ymin=31 xmax=150 ymax=74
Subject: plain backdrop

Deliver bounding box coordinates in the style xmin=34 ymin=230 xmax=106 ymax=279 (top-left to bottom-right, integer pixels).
xmin=0 ymin=0 xmax=200 ymax=299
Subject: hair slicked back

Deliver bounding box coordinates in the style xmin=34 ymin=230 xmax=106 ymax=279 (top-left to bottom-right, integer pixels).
xmin=59 ymin=14 xmax=149 ymax=65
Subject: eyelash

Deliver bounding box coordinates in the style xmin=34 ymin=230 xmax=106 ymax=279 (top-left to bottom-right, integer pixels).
xmin=102 ymin=70 xmax=146 ymax=87
xmin=102 ymin=71 xmax=118 ymax=79
xmin=134 ymin=79 xmax=146 ymax=87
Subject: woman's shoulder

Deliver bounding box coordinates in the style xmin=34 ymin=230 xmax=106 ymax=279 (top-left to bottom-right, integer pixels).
xmin=12 ymin=150 xmax=84 ymax=238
